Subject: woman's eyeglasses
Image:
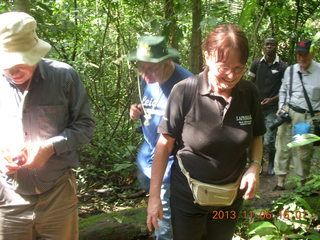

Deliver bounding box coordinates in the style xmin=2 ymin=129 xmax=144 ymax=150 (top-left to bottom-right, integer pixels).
xmin=216 ymin=65 xmax=247 ymax=75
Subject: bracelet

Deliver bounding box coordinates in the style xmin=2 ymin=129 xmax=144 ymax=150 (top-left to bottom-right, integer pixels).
xmin=251 ymin=160 xmax=262 ymax=168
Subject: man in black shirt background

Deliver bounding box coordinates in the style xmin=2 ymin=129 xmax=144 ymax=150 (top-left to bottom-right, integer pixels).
xmin=249 ymin=37 xmax=287 ymax=175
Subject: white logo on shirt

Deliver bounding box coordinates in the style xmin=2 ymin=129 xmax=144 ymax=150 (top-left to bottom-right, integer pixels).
xmin=236 ymin=115 xmax=252 ymax=126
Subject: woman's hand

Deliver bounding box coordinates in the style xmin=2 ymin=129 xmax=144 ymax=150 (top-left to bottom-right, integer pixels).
xmin=240 ymin=164 xmax=260 ymax=200
xmin=147 ymin=196 xmax=163 ymax=232
xmin=147 ymin=134 xmax=175 ymax=232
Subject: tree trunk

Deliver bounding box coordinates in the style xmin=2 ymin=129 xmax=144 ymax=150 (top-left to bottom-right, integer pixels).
xmin=163 ymin=0 xmax=178 ymax=50
xmin=290 ymin=0 xmax=301 ymax=65
xmin=250 ymin=1 xmax=268 ymax=63
xmin=79 ymin=207 xmax=152 ymax=240
xmin=14 ymin=0 xmax=30 ymax=13
xmin=190 ymin=0 xmax=202 ymax=74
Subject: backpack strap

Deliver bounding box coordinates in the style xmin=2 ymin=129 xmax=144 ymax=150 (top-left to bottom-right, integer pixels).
xmin=173 ymin=74 xmax=198 ymax=153
xmin=181 ymin=74 xmax=199 ymax=117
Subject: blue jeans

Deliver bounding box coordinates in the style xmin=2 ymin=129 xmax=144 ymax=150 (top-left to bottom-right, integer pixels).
xmin=137 ymin=169 xmax=173 ymax=240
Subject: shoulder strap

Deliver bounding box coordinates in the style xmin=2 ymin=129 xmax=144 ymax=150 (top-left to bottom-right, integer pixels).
xmin=284 ymin=65 xmax=293 ymax=104
xmin=289 ymin=65 xmax=293 ymax=100
xmin=182 ymin=75 xmax=198 ymax=118
xmin=298 ymin=71 xmax=315 ymax=117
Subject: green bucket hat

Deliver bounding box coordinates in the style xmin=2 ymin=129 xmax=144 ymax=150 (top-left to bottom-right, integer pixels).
xmin=127 ymin=36 xmax=179 ymax=63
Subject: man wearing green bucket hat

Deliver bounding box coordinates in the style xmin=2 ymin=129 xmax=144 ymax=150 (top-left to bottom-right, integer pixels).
xmin=129 ymin=36 xmax=192 ymax=239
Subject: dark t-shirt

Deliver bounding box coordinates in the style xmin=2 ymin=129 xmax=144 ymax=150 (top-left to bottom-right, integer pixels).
xmin=158 ymin=70 xmax=266 ymax=202
xmin=250 ymin=57 xmax=287 ymax=112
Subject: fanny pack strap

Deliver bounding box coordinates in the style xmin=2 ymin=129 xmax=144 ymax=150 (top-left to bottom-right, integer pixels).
xmin=177 ymin=157 xmax=201 ymax=203
xmin=177 ymin=157 xmax=192 ymax=184
xmin=178 ymin=157 xmax=243 ymax=186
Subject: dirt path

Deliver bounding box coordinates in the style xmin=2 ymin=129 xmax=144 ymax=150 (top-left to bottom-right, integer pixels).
xmin=250 ymin=169 xmax=280 ymax=209
xmin=251 ymin=157 xmax=319 ymax=210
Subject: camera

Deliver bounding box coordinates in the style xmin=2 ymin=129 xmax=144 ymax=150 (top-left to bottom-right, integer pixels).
xmin=269 ymin=109 xmax=291 ymax=131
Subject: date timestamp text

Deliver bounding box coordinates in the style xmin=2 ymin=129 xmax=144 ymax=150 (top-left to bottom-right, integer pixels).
xmin=211 ymin=210 xmax=308 ymax=220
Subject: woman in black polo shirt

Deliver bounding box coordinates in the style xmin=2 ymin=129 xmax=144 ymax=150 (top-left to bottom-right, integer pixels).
xmin=147 ymin=24 xmax=266 ymax=240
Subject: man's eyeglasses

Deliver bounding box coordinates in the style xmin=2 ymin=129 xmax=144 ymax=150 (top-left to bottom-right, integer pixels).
xmin=216 ymin=65 xmax=247 ymax=75
xmin=137 ymin=62 xmax=164 ymax=74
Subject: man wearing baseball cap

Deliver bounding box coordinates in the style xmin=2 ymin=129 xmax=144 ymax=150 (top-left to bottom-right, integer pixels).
xmin=0 ymin=12 xmax=95 ymax=239
xmin=128 ymin=36 xmax=192 ymax=239
xmin=274 ymin=39 xmax=320 ymax=191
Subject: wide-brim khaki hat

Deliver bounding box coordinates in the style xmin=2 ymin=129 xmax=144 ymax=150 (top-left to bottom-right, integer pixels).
xmin=0 ymin=12 xmax=51 ymax=69
xmin=127 ymin=36 xmax=179 ymax=63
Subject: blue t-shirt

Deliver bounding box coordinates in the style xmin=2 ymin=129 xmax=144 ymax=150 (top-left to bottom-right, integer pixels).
xmin=137 ymin=63 xmax=193 ymax=183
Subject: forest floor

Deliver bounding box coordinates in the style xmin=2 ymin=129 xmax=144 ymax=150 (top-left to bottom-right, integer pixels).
xmin=250 ymin=160 xmax=284 ymax=210
xmin=78 ymin=156 xmax=319 ymax=240
xmin=78 ymin=156 xmax=319 ymax=217
xmin=251 ymin=155 xmax=319 ymax=210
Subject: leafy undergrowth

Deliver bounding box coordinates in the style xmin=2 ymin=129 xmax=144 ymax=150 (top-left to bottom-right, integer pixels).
xmin=234 ymin=157 xmax=320 ymax=240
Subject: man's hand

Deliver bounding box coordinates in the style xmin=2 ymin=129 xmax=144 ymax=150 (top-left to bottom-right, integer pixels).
xmin=0 ymin=143 xmax=55 ymax=175
xmin=23 ymin=143 xmax=55 ymax=169
xmin=261 ymin=97 xmax=273 ymax=106
xmin=130 ymin=104 xmax=143 ymax=120
xmin=0 ymin=159 xmax=20 ymax=175
xmin=0 ymin=148 xmax=28 ymax=174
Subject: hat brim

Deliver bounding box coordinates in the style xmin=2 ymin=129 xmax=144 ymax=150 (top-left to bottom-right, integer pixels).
xmin=127 ymin=48 xmax=180 ymax=63
xmin=296 ymin=47 xmax=309 ymax=53
xmin=0 ymin=38 xmax=51 ymax=69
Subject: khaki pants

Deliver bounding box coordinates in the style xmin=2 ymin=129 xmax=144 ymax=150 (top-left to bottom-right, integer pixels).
xmin=0 ymin=171 xmax=78 ymax=240
xmin=274 ymin=108 xmax=313 ymax=178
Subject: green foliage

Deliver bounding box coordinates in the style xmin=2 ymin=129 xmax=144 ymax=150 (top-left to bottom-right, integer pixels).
xmin=245 ymin=198 xmax=319 ymax=239
xmin=2 ymin=0 xmax=318 ymax=177
xmin=2 ymin=4 xmax=320 ymax=236
xmin=236 ymin=170 xmax=320 ymax=239
xmin=239 ymin=0 xmax=257 ymax=30
xmin=273 ymin=175 xmax=320 ymax=214
xmin=287 ymin=134 xmax=320 ymax=148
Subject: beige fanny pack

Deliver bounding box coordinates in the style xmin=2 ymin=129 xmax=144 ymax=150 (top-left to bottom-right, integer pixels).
xmin=178 ymin=158 xmax=242 ymax=206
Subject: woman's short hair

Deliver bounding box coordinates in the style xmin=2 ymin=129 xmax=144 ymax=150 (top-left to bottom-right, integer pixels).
xmin=202 ymin=24 xmax=249 ymax=64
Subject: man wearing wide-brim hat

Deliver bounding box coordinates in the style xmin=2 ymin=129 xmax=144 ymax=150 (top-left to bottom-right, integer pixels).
xmin=0 ymin=11 xmax=94 ymax=239
xmin=274 ymin=39 xmax=320 ymax=191
xmin=128 ymin=36 xmax=192 ymax=239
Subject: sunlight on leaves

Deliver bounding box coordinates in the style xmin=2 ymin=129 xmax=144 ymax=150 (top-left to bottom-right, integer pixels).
xmin=287 ymin=134 xmax=320 ymax=148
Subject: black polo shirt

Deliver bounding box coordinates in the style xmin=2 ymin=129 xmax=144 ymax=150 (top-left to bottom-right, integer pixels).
xmin=158 ymin=70 xmax=266 ymax=202
xmin=250 ymin=57 xmax=287 ymax=112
